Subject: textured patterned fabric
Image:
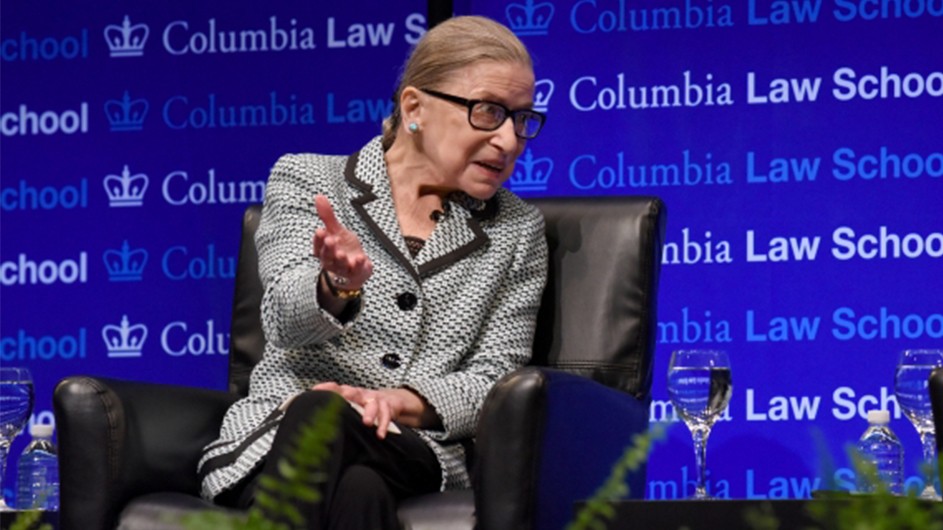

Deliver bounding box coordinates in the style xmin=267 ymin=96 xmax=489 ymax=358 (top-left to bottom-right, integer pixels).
xmin=198 ymin=136 xmax=548 ymax=500
xmin=404 ymin=236 xmax=426 ymax=257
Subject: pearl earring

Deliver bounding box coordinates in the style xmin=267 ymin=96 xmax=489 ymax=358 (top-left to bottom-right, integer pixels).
xmin=408 ymin=122 xmax=420 ymax=133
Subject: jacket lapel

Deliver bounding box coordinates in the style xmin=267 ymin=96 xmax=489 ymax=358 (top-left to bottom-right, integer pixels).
xmin=344 ymin=138 xmax=491 ymax=281
xmin=415 ymin=209 xmax=489 ymax=277
xmin=344 ymin=145 xmax=421 ymax=284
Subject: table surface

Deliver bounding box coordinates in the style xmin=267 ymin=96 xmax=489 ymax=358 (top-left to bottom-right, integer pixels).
xmin=577 ymin=497 xmax=941 ymax=530
xmin=2 ymin=499 xmax=938 ymax=530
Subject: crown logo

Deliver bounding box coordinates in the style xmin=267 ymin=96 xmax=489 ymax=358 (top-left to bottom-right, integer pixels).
xmin=509 ymin=149 xmax=553 ymax=192
xmin=103 ymin=241 xmax=148 ymax=281
xmin=534 ymin=79 xmax=554 ymax=113
xmin=506 ymin=0 xmax=554 ymax=36
xmin=105 ymin=91 xmax=148 ymax=131
xmin=103 ymin=165 xmax=149 ymax=207
xmin=104 ymin=16 xmax=149 ymax=58
xmin=102 ymin=315 xmax=147 ymax=358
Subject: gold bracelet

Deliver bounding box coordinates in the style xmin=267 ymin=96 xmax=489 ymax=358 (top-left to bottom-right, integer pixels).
xmin=321 ymin=270 xmax=362 ymax=299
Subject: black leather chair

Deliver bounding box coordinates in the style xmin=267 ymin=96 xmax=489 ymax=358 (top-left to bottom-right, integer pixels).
xmin=54 ymin=196 xmax=666 ymax=530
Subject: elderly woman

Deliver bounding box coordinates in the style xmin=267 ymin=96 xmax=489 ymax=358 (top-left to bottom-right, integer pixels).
xmin=198 ymin=15 xmax=548 ymax=529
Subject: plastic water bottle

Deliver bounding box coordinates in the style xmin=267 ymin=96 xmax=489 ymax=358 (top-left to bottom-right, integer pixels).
xmin=15 ymin=423 xmax=59 ymax=510
xmin=855 ymin=409 xmax=903 ymax=495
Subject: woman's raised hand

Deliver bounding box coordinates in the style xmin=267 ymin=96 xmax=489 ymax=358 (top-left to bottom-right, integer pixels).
xmin=313 ymin=195 xmax=373 ymax=290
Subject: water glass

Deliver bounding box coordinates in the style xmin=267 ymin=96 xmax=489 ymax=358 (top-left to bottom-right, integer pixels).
xmin=894 ymin=348 xmax=943 ymax=500
xmin=667 ymin=349 xmax=732 ymax=499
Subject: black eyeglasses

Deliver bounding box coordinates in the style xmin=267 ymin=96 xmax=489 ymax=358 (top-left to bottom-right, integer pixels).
xmin=420 ymin=88 xmax=545 ymax=140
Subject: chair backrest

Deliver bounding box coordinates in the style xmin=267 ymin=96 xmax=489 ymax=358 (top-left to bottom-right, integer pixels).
xmin=229 ymin=204 xmax=264 ymax=396
xmin=531 ymin=197 xmax=665 ymax=399
xmin=228 ymin=197 xmax=666 ymax=399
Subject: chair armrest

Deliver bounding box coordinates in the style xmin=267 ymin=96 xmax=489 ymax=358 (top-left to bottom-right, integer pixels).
xmin=474 ymin=368 xmax=650 ymax=530
xmin=53 ymin=376 xmax=237 ymax=530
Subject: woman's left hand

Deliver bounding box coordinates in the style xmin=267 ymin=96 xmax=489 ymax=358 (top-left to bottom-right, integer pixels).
xmin=311 ymin=382 xmax=439 ymax=438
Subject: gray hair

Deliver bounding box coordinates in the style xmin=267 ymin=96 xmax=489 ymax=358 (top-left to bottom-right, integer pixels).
xmin=381 ymin=16 xmax=533 ymax=150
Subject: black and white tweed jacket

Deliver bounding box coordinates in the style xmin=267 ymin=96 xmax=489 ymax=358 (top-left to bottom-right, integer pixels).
xmin=198 ymin=137 xmax=548 ymax=500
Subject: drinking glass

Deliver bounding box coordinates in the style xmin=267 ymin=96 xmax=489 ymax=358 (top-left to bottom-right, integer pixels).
xmin=667 ymin=349 xmax=732 ymax=499
xmin=894 ymin=348 xmax=943 ymax=500
xmin=0 ymin=367 xmax=34 ymax=511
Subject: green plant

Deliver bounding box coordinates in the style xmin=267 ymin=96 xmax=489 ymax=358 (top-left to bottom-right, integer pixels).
xmin=806 ymin=490 xmax=943 ymax=530
xmin=741 ymin=501 xmax=782 ymax=530
xmin=7 ymin=509 xmax=53 ymax=530
xmin=802 ymin=448 xmax=943 ymax=530
xmin=180 ymin=394 xmax=343 ymax=530
xmin=565 ymin=424 xmax=666 ymax=530
xmin=744 ymin=435 xmax=943 ymax=530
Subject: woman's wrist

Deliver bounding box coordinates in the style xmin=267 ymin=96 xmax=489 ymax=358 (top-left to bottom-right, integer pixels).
xmin=317 ymin=269 xmax=362 ymax=322
xmin=388 ymin=387 xmax=442 ymax=430
xmin=320 ymin=269 xmax=362 ymax=299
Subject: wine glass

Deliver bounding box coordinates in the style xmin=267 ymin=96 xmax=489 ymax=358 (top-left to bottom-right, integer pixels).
xmin=667 ymin=349 xmax=732 ymax=499
xmin=0 ymin=367 xmax=34 ymax=511
xmin=894 ymin=348 xmax=943 ymax=500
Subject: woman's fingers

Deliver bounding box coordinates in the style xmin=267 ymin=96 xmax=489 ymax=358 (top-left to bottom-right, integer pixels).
xmin=362 ymin=397 xmax=380 ymax=429
xmin=312 ymin=197 xmax=374 ymax=287
xmin=361 ymin=395 xmax=395 ymax=439
xmin=375 ymin=400 xmax=394 ymax=439
xmin=311 ymin=382 xmax=358 ymax=402
xmin=336 ymin=385 xmax=364 ymax=402
xmin=315 ymin=195 xmax=343 ymax=235
xmin=315 ymin=237 xmax=357 ymax=276
xmin=311 ymin=381 xmax=340 ymax=392
xmin=308 ymin=384 xmax=399 ymax=439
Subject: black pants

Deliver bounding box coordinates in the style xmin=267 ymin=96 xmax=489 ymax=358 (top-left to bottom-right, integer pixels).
xmin=216 ymin=391 xmax=442 ymax=530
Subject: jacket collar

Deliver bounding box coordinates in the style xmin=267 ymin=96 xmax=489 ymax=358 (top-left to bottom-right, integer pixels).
xmin=345 ymin=137 xmax=491 ymax=282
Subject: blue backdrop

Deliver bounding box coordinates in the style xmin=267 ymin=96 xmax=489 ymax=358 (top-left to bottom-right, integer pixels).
xmin=2 ymin=0 xmax=941 ymax=503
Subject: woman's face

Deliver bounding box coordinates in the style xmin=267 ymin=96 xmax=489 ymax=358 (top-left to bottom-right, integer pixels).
xmin=414 ymin=60 xmax=535 ymax=200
